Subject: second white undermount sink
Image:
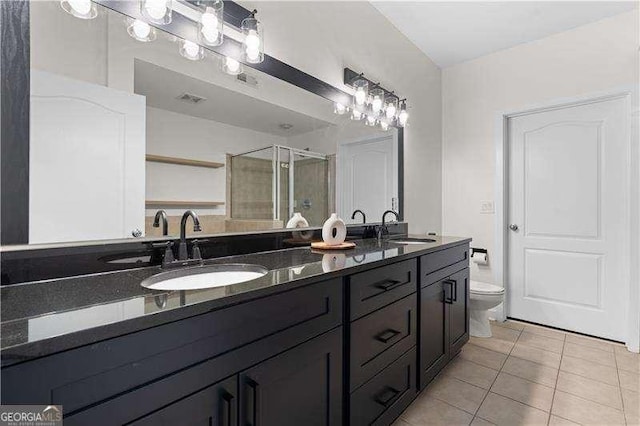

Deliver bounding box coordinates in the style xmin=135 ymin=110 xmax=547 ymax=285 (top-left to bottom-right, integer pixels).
xmin=141 ymin=264 xmax=268 ymax=291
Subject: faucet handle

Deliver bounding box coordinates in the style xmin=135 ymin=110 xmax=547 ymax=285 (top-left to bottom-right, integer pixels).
xmin=163 ymin=241 xmax=175 ymax=264
xmin=191 ymin=239 xmax=202 ymax=261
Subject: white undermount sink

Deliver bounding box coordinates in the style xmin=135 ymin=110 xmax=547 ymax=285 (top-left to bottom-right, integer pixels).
xmin=141 ymin=264 xmax=268 ymax=291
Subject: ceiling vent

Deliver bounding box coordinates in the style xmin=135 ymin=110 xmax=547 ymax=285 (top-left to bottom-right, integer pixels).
xmin=176 ymin=92 xmax=207 ymax=104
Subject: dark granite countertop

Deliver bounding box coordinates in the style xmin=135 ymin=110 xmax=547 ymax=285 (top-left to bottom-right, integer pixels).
xmin=1 ymin=236 xmax=470 ymax=365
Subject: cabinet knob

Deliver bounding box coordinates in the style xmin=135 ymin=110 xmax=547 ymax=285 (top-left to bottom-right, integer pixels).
xmin=131 ymin=228 xmax=142 ymax=237
xmin=509 ymin=224 xmax=519 ymax=232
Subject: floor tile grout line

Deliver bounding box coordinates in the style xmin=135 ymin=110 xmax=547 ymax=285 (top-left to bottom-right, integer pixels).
xmin=471 ymin=325 xmax=522 ymax=419
xmin=612 ymin=344 xmax=629 ymax=426
xmin=548 ymin=331 xmax=565 ymax=425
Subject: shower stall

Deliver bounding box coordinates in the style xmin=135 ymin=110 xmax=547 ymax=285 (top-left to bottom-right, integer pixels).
xmin=230 ymin=145 xmax=331 ymax=227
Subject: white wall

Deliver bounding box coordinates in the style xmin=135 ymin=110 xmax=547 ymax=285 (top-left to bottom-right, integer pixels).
xmin=242 ymin=1 xmax=443 ymax=234
xmin=442 ymin=10 xmax=639 ymax=284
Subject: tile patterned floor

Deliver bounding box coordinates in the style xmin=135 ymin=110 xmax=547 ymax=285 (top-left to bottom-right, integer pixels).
xmin=395 ymin=320 xmax=640 ymax=426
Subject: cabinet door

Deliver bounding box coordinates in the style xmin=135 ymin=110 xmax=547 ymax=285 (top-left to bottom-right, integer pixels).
xmin=419 ymin=281 xmax=449 ymax=389
xmin=447 ymin=268 xmax=470 ymax=356
xmin=239 ymin=327 xmax=342 ymax=426
xmin=128 ymin=376 xmax=237 ymax=426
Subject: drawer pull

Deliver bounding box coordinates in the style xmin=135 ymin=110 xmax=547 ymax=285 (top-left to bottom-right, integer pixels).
xmin=221 ymin=391 xmax=234 ymax=426
xmin=444 ymin=279 xmax=457 ymax=302
xmin=444 ymin=280 xmax=454 ymax=304
xmin=376 ymin=279 xmax=403 ymax=291
xmin=374 ymin=386 xmax=400 ymax=407
xmin=375 ymin=329 xmax=402 ymax=343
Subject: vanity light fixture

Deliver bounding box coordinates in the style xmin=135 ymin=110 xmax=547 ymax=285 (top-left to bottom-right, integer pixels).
xmin=60 ymin=0 xmax=97 ymax=19
xmin=127 ymin=18 xmax=156 ymax=42
xmin=198 ymin=1 xmax=223 ymax=46
xmin=350 ymin=109 xmax=363 ymax=121
xmin=241 ymin=10 xmax=264 ymax=64
xmin=140 ymin=0 xmax=172 ymax=25
xmin=384 ymin=94 xmax=398 ymax=120
xmin=179 ymin=39 xmax=205 ymax=61
xmin=352 ymin=78 xmax=369 ymax=107
xmin=221 ymin=56 xmax=243 ymax=75
xmin=370 ymin=87 xmax=384 ymax=115
xmin=344 ymin=67 xmax=408 ymax=129
xmin=398 ymin=100 xmax=409 ymax=127
xmin=334 ymin=103 xmax=348 ymax=115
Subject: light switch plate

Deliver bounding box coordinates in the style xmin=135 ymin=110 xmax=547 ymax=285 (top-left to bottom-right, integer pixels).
xmin=480 ymin=200 xmax=495 ymax=214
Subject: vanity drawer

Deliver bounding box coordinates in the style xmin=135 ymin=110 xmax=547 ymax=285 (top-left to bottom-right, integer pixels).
xmin=350 ymin=347 xmax=417 ymax=426
xmin=420 ymin=244 xmax=469 ymax=287
xmin=350 ymin=293 xmax=417 ymax=391
xmin=349 ymin=259 xmax=417 ymax=320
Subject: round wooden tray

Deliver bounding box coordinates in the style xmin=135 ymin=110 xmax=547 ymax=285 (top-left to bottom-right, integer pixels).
xmin=310 ymin=241 xmax=356 ymax=250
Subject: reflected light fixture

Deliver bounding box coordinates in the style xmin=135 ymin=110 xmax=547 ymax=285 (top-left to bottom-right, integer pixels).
xmin=350 ymin=110 xmax=363 ymax=121
xmin=379 ymin=119 xmax=390 ymax=131
xmin=221 ymin=56 xmax=243 ymax=75
xmin=179 ymin=39 xmax=205 ymax=61
xmin=352 ymin=78 xmax=369 ymax=107
xmin=398 ymin=100 xmax=409 ymax=127
xmin=334 ymin=103 xmax=348 ymax=115
xmin=60 ymin=0 xmax=97 ymax=19
xmin=385 ymin=94 xmax=398 ymax=120
xmin=127 ymin=19 xmax=156 ymax=42
xmin=199 ymin=1 xmax=223 ymax=46
xmin=241 ymin=10 xmax=264 ymax=64
xmin=140 ymin=0 xmax=172 ymax=25
xmin=365 ymin=114 xmax=376 ymax=127
xmin=370 ymin=87 xmax=384 ymax=114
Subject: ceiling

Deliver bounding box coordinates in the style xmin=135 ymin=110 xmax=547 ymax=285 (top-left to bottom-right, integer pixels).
xmin=134 ymin=60 xmax=333 ymax=137
xmin=372 ymin=1 xmax=638 ymax=68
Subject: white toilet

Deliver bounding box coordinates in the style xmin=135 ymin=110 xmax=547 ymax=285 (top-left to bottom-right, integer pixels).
xmin=469 ymin=280 xmax=505 ymax=338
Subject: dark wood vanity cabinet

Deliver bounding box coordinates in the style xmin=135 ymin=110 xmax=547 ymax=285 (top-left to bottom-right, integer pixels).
xmin=418 ymin=245 xmax=470 ymax=390
xmin=239 ymin=327 xmax=343 ymax=426
xmin=2 ymin=241 xmax=471 ymax=426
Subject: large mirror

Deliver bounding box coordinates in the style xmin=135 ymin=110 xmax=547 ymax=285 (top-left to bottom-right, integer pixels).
xmin=22 ymin=0 xmax=400 ymax=245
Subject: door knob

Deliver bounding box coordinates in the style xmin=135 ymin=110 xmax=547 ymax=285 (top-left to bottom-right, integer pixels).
xmin=509 ymin=224 xmax=519 ymax=232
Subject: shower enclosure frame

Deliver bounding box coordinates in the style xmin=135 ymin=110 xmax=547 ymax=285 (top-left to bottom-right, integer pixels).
xmin=231 ymin=145 xmax=330 ymax=223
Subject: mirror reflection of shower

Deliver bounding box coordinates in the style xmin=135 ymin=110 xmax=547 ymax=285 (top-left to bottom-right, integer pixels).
xmin=230 ymin=145 xmax=332 ymax=227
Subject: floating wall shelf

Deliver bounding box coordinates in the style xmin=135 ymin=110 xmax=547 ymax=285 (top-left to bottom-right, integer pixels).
xmin=145 ymin=200 xmax=225 ymax=208
xmin=146 ymin=154 xmax=224 ymax=169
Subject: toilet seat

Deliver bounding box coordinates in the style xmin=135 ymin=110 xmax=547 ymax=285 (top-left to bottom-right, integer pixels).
xmin=470 ymin=280 xmax=504 ymax=295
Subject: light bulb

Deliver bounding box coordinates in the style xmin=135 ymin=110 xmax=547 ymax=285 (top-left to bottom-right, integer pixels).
xmin=245 ymin=30 xmax=260 ymax=49
xmin=133 ymin=20 xmax=151 ymax=39
xmin=246 ymin=47 xmax=260 ymax=62
xmin=334 ymin=103 xmax=347 ymax=115
xmin=200 ymin=8 xmax=220 ymax=44
xmin=398 ymin=109 xmax=408 ymax=127
xmin=354 ymin=88 xmax=366 ymax=106
xmin=385 ymin=104 xmax=397 ymax=119
xmin=144 ymin=0 xmax=168 ymax=20
xmin=225 ymin=57 xmax=241 ymax=74
xmin=201 ymin=25 xmax=219 ymax=43
xmin=69 ymin=0 xmax=91 ymax=15
xmin=61 ymin=0 xmax=97 ymax=19
xmin=180 ymin=40 xmax=203 ymax=61
xmin=372 ymin=97 xmax=383 ymax=113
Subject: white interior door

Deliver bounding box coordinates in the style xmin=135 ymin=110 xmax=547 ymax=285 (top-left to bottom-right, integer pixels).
xmin=507 ymin=96 xmax=629 ymax=341
xmin=30 ymin=70 xmax=146 ymax=244
xmin=337 ymin=134 xmax=398 ymax=223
